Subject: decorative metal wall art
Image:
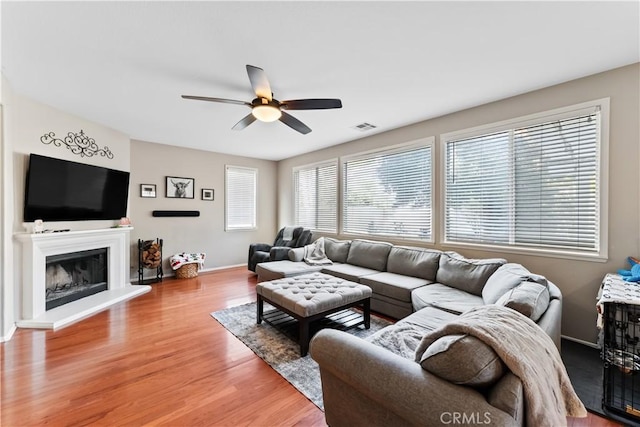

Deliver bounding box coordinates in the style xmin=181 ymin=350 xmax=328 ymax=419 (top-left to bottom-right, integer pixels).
xmin=40 ymin=130 xmax=114 ymax=159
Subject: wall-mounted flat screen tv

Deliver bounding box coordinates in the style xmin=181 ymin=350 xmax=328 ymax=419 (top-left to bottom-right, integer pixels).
xmin=24 ymin=154 xmax=130 ymax=222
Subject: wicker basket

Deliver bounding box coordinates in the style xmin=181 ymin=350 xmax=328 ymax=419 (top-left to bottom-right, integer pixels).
xmin=175 ymin=263 xmax=198 ymax=279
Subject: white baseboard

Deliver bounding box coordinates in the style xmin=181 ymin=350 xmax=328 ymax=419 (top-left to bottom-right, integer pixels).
xmin=561 ymin=334 xmax=599 ymax=348
xmin=0 ymin=324 xmax=17 ymax=342
xmin=200 ymin=263 xmax=246 ymax=273
xmin=133 ymin=263 xmax=248 ymax=284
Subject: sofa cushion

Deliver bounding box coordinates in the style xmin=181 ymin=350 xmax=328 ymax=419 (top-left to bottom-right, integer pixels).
xmin=398 ymin=306 xmax=459 ymax=331
xmin=411 ymin=283 xmax=484 ymax=315
xmin=321 ymin=263 xmax=380 ymax=283
xmin=346 ymin=239 xmax=393 ymax=271
xmin=496 ymin=281 xmax=550 ymax=322
xmin=366 ymin=306 xmax=458 ymax=359
xmin=435 ymin=252 xmax=506 ymax=296
xmin=371 ymin=294 xmax=414 ymax=320
xmin=255 ymin=260 xmax=323 ymax=282
xmin=482 ymin=263 xmax=548 ymax=304
xmin=324 ymin=238 xmax=351 ymax=263
xmin=417 ymin=334 xmax=506 ymax=388
xmin=386 ymin=246 xmax=441 ymax=281
xmin=361 ymin=272 xmax=430 ymax=303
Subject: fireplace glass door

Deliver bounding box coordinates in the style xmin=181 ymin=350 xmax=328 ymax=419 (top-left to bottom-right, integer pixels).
xmin=45 ymin=248 xmax=108 ymax=310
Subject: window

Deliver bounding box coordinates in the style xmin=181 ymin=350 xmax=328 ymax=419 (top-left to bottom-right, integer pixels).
xmin=225 ymin=165 xmax=257 ymax=230
xmin=294 ymin=161 xmax=337 ymax=233
xmin=442 ymin=99 xmax=608 ymax=258
xmin=342 ymin=140 xmax=434 ymax=241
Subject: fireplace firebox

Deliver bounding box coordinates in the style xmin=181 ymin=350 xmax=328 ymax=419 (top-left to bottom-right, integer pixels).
xmin=45 ymin=248 xmax=108 ymax=310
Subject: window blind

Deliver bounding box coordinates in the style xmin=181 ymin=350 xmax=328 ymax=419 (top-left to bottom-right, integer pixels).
xmin=343 ymin=145 xmax=432 ymax=240
xmin=444 ymin=111 xmax=599 ymax=253
xmin=225 ymin=166 xmax=257 ymax=230
xmin=294 ymin=162 xmax=337 ymax=233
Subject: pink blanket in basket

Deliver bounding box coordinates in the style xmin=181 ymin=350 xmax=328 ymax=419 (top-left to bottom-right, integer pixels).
xmin=170 ymin=252 xmax=206 ymax=270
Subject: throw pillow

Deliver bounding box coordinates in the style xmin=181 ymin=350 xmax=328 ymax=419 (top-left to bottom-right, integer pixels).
xmin=496 ymin=281 xmax=550 ymax=322
xmin=288 ymin=247 xmax=305 ymax=262
xmin=346 ymin=239 xmax=393 ymax=271
xmin=482 ymin=263 xmax=548 ymax=304
xmin=435 ymin=252 xmax=506 ymax=296
xmin=323 ymin=238 xmax=351 ymax=263
xmin=417 ymin=334 xmax=506 ymax=388
xmin=386 ymin=246 xmax=441 ymax=281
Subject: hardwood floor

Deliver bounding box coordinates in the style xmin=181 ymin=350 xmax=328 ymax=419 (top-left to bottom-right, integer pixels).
xmin=1 ymin=266 xmax=623 ymax=426
xmin=2 ymin=267 xmax=323 ymax=426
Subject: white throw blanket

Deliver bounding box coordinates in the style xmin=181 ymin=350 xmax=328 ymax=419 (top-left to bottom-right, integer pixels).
xmin=303 ymin=237 xmax=333 ymax=266
xmin=416 ymin=305 xmax=586 ymax=426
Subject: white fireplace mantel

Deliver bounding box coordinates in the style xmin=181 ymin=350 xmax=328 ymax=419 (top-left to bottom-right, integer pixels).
xmin=15 ymin=227 xmax=150 ymax=329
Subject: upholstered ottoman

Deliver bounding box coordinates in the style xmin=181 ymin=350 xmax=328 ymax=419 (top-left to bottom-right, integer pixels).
xmin=256 ymin=272 xmax=372 ymax=356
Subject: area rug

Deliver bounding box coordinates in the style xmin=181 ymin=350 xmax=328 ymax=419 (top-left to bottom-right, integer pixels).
xmin=211 ymin=302 xmax=392 ymax=410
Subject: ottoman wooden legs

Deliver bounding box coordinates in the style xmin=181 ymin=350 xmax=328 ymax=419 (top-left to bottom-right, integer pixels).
xmin=299 ymin=317 xmax=311 ymax=356
xmin=257 ymin=294 xmax=264 ymax=324
xmin=363 ymin=298 xmax=371 ymax=329
xmin=256 ymin=294 xmax=371 ymax=357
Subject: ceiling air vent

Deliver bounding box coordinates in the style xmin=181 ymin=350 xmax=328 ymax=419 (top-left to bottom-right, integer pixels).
xmin=352 ymin=122 xmax=377 ymax=132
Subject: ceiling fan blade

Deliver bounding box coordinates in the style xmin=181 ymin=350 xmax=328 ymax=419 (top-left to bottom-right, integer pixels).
xmin=182 ymin=95 xmax=250 ymax=107
xmin=279 ymin=111 xmax=311 ymax=135
xmin=232 ymin=113 xmax=257 ymax=130
xmin=246 ymin=65 xmax=272 ymax=101
xmin=281 ymin=99 xmax=342 ymax=110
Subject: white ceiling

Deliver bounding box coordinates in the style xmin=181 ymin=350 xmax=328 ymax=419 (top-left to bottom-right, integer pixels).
xmin=2 ymin=1 xmax=639 ymax=161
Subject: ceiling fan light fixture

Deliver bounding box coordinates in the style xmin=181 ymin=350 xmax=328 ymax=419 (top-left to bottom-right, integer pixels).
xmin=252 ymin=104 xmax=282 ymax=122
xmin=251 ymin=98 xmax=281 ymax=122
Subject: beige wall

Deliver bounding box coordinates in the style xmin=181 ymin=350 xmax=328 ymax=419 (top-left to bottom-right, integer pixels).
xmin=8 ymin=88 xmax=132 ymax=233
xmin=277 ymin=63 xmax=640 ymax=345
xmin=0 ymin=84 xmax=279 ymax=332
xmin=1 ymin=100 xmax=12 ymax=341
xmin=129 ymin=140 xmax=277 ymax=281
xmin=1 ymin=75 xmax=15 ymax=341
xmin=2 ymin=83 xmax=132 ymax=335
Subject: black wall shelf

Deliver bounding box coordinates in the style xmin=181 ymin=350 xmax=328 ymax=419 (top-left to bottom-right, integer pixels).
xmin=152 ymin=210 xmax=200 ymax=217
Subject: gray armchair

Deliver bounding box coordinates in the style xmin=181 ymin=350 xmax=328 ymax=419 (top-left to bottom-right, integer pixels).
xmin=248 ymin=227 xmax=312 ymax=272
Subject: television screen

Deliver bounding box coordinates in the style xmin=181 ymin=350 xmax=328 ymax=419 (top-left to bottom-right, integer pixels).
xmin=24 ymin=154 xmax=130 ymax=222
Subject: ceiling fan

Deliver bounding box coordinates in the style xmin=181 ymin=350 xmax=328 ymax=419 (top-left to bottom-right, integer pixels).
xmin=182 ymin=65 xmax=342 ymax=135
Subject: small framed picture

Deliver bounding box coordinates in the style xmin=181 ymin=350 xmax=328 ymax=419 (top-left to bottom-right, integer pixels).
xmin=202 ymin=189 xmax=214 ymax=201
xmin=166 ymin=176 xmax=195 ymax=199
xmin=140 ymin=184 xmax=156 ymax=198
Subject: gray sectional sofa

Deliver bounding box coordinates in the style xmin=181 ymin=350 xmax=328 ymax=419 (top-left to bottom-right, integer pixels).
xmin=255 ymin=237 xmax=564 ymax=425
xmin=256 ymin=238 xmax=561 ymax=345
